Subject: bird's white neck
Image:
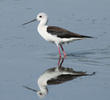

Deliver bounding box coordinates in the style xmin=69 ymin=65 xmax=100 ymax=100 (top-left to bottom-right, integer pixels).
xmin=38 ymin=18 xmax=48 ymax=27
xmin=37 ymin=18 xmax=48 ymax=36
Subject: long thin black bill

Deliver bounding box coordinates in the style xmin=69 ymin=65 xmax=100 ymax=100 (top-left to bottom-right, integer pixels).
xmin=22 ymin=19 xmax=36 ymax=25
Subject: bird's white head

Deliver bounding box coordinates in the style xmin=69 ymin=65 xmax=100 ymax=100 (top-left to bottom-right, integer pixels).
xmin=37 ymin=12 xmax=48 ymax=21
xmin=22 ymin=12 xmax=48 ymax=26
xmin=36 ymin=12 xmax=48 ymax=26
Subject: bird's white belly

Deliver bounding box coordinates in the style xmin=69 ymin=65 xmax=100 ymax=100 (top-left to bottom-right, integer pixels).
xmin=40 ymin=31 xmax=56 ymax=42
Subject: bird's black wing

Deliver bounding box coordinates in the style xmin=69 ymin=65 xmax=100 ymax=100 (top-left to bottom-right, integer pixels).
xmin=47 ymin=26 xmax=92 ymax=38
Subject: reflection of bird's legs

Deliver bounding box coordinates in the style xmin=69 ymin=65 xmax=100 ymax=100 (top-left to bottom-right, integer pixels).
xmin=59 ymin=57 xmax=64 ymax=68
xmin=58 ymin=56 xmax=62 ymax=67
xmin=60 ymin=44 xmax=66 ymax=58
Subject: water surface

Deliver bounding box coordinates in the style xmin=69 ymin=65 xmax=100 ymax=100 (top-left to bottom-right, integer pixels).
xmin=0 ymin=0 xmax=110 ymax=100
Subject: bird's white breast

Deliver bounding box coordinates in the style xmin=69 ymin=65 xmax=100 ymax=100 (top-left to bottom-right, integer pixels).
xmin=37 ymin=25 xmax=62 ymax=44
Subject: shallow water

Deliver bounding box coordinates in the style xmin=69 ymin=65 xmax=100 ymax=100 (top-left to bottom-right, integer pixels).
xmin=0 ymin=0 xmax=110 ymax=100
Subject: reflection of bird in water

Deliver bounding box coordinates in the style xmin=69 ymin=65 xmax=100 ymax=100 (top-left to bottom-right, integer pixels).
xmin=23 ymin=66 xmax=95 ymax=98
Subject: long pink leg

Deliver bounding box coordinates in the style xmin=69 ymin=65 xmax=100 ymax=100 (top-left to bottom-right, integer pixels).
xmin=58 ymin=46 xmax=61 ymax=57
xmin=57 ymin=46 xmax=62 ymax=66
xmin=60 ymin=44 xmax=66 ymax=58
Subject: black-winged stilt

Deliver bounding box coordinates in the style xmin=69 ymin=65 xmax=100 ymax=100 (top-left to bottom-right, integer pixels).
xmin=23 ymin=12 xmax=93 ymax=60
